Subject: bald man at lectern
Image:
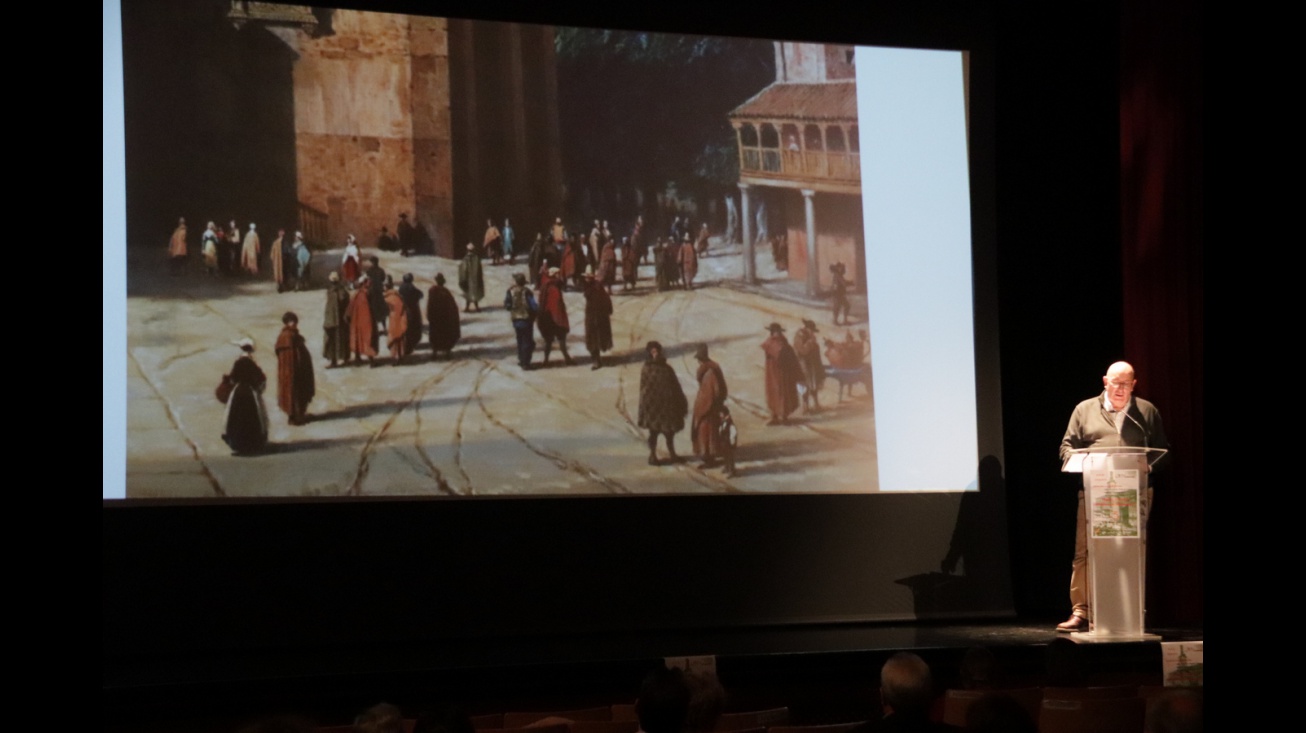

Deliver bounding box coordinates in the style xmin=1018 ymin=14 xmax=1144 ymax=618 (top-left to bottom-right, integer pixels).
xmin=1056 ymin=361 xmax=1169 ymax=632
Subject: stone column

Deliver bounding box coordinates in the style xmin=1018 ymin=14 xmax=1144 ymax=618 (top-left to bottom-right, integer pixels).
xmin=450 ymin=20 xmax=479 ymax=258
xmin=411 ymin=16 xmax=453 ymax=257
xmin=506 ymin=24 xmax=529 ymax=221
xmin=803 ymin=188 xmax=818 ymax=297
xmin=740 ymin=183 xmax=755 ymax=284
xmin=537 ymin=27 xmax=564 ymax=223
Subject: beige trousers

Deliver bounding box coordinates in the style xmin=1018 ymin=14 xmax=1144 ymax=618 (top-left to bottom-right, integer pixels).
xmin=1070 ymin=486 xmax=1153 ymax=619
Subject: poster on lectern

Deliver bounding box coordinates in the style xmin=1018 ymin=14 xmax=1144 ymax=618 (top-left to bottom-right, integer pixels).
xmin=1089 ymin=469 xmax=1142 ymax=538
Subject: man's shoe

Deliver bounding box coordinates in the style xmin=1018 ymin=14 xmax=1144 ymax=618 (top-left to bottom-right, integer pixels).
xmin=1056 ymin=615 xmax=1089 ymax=632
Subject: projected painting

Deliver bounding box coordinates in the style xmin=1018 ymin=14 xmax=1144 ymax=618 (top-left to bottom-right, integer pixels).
xmin=120 ymin=1 xmax=876 ymax=498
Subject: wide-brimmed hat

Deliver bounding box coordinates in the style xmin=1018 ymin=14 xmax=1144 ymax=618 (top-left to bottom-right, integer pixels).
xmin=766 ymin=322 xmax=785 ymax=333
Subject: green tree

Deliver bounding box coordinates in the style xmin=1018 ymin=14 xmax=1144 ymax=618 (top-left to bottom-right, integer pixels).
xmin=555 ymin=27 xmax=773 ymax=226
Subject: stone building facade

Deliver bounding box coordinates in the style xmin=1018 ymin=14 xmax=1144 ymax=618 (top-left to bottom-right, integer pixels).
xmin=122 ymin=2 xmax=560 ymax=258
xmin=730 ymin=42 xmax=864 ymax=295
xmin=284 ymin=9 xmax=454 ymax=251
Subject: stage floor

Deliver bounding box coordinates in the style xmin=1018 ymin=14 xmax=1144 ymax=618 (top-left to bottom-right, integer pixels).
xmin=105 ymin=616 xmax=1203 ymax=732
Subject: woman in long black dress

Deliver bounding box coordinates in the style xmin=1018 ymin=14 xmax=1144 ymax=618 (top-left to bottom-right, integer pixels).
xmin=638 ymin=340 xmax=688 ymax=465
xmin=222 ymin=337 xmax=269 ymax=455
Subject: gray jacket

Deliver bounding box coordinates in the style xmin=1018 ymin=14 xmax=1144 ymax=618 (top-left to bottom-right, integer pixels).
xmin=1059 ymin=394 xmax=1169 ymax=477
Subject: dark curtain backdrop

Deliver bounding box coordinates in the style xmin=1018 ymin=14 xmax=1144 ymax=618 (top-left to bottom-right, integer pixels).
xmin=1120 ymin=0 xmax=1203 ymax=626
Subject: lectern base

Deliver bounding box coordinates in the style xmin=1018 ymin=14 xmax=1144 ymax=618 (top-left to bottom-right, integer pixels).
xmin=1069 ymin=630 xmax=1162 ymax=644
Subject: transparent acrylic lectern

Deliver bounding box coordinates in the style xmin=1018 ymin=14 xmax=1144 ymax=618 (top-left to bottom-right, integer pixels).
xmin=1061 ymin=445 xmax=1168 ymax=642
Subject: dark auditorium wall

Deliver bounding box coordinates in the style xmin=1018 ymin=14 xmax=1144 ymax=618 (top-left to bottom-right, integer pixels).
xmin=990 ymin=4 xmax=1127 ymax=618
xmin=1118 ymin=0 xmax=1203 ymax=627
xmin=103 ymin=0 xmax=1203 ymax=698
xmin=989 ymin=0 xmax=1202 ymax=625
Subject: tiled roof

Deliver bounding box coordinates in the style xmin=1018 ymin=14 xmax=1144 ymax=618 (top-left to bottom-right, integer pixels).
xmin=730 ymin=81 xmax=858 ymax=122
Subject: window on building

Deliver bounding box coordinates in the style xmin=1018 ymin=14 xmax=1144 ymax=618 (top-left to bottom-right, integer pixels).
xmin=804 ymin=124 xmax=824 ymax=151
xmin=827 ymin=126 xmax=846 ymax=152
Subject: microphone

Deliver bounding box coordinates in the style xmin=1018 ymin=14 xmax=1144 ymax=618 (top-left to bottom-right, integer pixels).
xmin=1124 ymin=407 xmax=1150 ymax=449
xmin=1123 ymin=405 xmax=1157 ymax=484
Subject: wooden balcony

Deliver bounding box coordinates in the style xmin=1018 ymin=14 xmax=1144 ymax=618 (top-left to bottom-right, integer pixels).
xmin=730 ymin=81 xmax=861 ymax=194
xmin=739 ymin=145 xmax=860 ymax=190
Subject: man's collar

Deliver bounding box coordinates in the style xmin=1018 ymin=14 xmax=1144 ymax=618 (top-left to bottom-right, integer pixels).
xmin=1103 ymin=392 xmax=1132 ymax=413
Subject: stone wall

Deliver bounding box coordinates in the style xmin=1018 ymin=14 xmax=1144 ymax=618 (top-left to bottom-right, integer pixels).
xmin=783 ymin=192 xmax=864 ymax=292
xmin=292 ymin=11 xmax=452 ymax=250
xmin=775 ymin=42 xmax=855 ymax=84
xmin=409 ymin=15 xmax=455 ymax=256
xmin=824 ymin=45 xmax=856 ymax=80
